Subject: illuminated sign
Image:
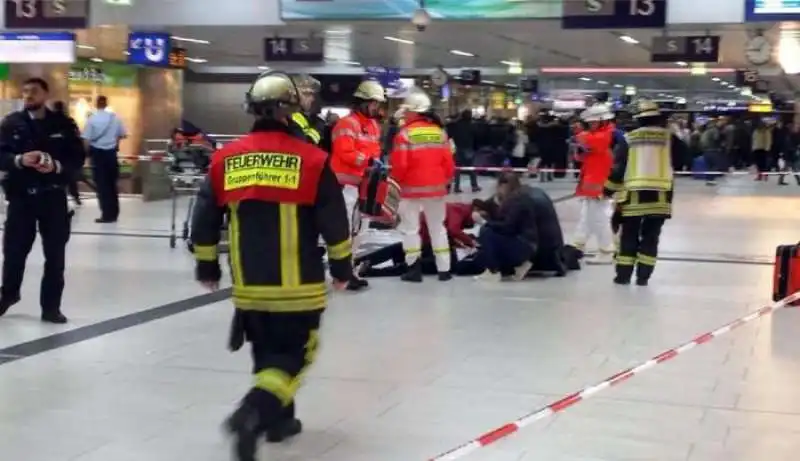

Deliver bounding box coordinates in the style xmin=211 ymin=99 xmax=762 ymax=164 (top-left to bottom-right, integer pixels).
xmin=169 ymin=47 xmax=186 ymax=68
xmin=562 ymin=0 xmax=666 ymax=29
xmin=745 ymin=0 xmax=800 ymax=21
xmin=0 ymin=32 xmax=75 ymax=63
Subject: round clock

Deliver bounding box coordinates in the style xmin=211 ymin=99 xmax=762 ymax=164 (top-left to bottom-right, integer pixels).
xmin=745 ymin=36 xmax=772 ymax=66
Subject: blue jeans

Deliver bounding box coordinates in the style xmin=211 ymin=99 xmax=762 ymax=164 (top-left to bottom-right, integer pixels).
xmin=477 ymin=226 xmax=533 ymax=274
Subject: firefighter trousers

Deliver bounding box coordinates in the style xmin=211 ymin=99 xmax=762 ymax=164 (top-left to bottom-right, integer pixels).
xmin=397 ymin=197 xmax=451 ymax=272
xmin=237 ymin=310 xmax=321 ymax=431
xmin=615 ymin=216 xmax=666 ymax=282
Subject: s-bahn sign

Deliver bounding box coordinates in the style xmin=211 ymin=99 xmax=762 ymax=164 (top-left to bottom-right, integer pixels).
xmin=562 ymin=0 xmax=666 ymax=29
xmin=5 ymin=0 xmax=89 ymax=29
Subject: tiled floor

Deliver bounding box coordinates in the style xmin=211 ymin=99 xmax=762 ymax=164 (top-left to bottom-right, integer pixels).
xmin=0 ymin=175 xmax=799 ymax=461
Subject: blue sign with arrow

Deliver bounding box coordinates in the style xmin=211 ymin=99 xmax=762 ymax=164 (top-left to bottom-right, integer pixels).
xmin=366 ymin=66 xmax=401 ymax=90
xmin=127 ymin=32 xmax=172 ymax=67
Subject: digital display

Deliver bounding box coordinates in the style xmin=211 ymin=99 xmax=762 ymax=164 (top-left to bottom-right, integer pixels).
xmin=745 ymin=0 xmax=800 ymax=21
xmin=0 ymin=32 xmax=75 ymax=63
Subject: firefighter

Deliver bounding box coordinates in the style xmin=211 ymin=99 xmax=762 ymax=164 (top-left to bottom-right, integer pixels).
xmin=603 ymin=100 xmax=679 ymax=286
xmin=190 ymin=71 xmax=353 ymax=461
xmin=330 ymin=79 xmax=385 ymax=290
xmin=390 ymin=89 xmax=456 ymax=282
xmin=289 ymin=74 xmax=325 ymax=147
xmin=571 ymin=103 xmax=616 ymax=264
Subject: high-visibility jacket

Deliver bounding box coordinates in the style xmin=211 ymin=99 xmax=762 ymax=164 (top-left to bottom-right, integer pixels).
xmin=330 ymin=112 xmax=381 ymax=186
xmin=575 ymin=124 xmax=614 ymax=198
xmin=389 ymin=114 xmax=455 ymax=199
xmin=291 ymin=112 xmax=322 ymax=146
xmin=191 ymin=121 xmax=353 ymax=312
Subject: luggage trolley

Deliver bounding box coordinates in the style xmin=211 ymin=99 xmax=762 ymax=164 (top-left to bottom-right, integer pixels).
xmin=166 ymin=144 xmax=216 ymax=249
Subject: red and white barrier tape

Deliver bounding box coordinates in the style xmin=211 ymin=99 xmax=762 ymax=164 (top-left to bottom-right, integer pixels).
xmin=427 ymin=291 xmax=800 ymax=461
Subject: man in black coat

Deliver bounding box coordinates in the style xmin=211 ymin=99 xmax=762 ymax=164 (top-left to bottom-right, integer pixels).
xmin=523 ymin=185 xmax=567 ymax=276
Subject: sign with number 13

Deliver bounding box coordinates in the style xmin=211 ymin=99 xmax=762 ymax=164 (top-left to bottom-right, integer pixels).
xmin=5 ymin=0 xmax=89 ymax=29
xmin=562 ymin=0 xmax=666 ymax=29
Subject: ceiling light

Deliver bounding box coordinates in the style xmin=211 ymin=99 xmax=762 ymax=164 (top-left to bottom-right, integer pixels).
xmin=597 ymin=80 xmax=608 ymax=85
xmin=482 ymin=80 xmax=495 ymax=84
xmin=171 ymin=36 xmax=210 ymax=45
xmin=613 ymin=84 xmax=623 ymax=88
xmin=383 ymin=36 xmax=414 ymax=45
xmin=185 ymin=57 xmax=208 ymax=63
xmin=619 ymin=35 xmax=639 ymax=44
xmin=450 ymin=49 xmax=475 ymax=57
xmin=676 ymin=61 xmax=688 ymax=66
xmin=258 ymin=66 xmax=270 ymax=70
xmin=579 ymin=77 xmax=591 ymax=81
xmin=711 ymin=77 xmax=720 ymax=81
xmin=77 ymin=44 xmax=96 ymax=50
xmin=500 ymin=60 xmax=520 ymax=66
xmin=89 ymin=57 xmax=103 ymax=63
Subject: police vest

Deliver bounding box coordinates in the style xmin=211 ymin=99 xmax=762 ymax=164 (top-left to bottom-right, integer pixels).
xmin=623 ymin=127 xmax=673 ymax=191
xmin=291 ymin=112 xmax=321 ymax=145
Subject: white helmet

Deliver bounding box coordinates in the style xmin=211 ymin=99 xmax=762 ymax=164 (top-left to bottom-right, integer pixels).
xmin=400 ymin=88 xmax=432 ymax=113
xmin=354 ymin=80 xmax=386 ymax=102
xmin=580 ymin=103 xmax=614 ymax=122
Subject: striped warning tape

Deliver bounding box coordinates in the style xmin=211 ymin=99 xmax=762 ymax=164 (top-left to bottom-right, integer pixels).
xmin=427 ymin=291 xmax=800 ymax=461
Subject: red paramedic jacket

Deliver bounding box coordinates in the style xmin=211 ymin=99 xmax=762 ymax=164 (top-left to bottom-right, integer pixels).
xmin=575 ymin=124 xmax=614 ymax=198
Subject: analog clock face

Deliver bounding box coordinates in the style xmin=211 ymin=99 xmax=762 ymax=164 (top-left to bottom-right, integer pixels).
xmin=746 ymin=37 xmax=772 ymax=65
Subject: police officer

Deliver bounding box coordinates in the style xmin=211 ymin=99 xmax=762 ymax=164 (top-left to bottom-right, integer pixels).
xmin=604 ymin=100 xmax=680 ymax=286
xmin=190 ymin=71 xmax=352 ymax=461
xmin=0 ymin=77 xmax=84 ymax=324
xmin=289 ymin=74 xmax=325 ymax=147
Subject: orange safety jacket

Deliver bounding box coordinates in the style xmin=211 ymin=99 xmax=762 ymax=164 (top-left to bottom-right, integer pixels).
xmin=330 ymin=111 xmax=381 ymax=186
xmin=575 ymin=124 xmax=614 ymax=198
xmin=389 ymin=114 xmax=455 ymax=199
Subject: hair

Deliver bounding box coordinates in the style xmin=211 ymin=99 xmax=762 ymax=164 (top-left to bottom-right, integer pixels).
xmin=23 ymin=77 xmax=49 ymax=92
xmin=497 ymin=172 xmax=522 ymax=192
xmin=51 ymin=100 xmax=66 ymax=115
xmin=96 ymin=95 xmax=108 ymax=109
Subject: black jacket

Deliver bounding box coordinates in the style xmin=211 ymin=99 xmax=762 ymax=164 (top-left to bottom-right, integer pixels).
xmin=523 ymin=185 xmax=564 ymax=250
xmin=447 ymin=117 xmax=475 ymax=152
xmin=0 ymin=109 xmax=84 ymax=196
xmin=485 ymin=191 xmax=538 ymax=249
xmin=191 ymin=121 xmax=352 ymax=313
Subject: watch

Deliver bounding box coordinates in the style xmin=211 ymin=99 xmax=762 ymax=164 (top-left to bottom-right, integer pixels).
xmin=745 ymin=36 xmax=772 ymax=66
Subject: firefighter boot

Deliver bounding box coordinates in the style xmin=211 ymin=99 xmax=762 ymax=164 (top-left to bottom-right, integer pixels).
xmin=635 ymin=263 xmax=654 ymax=286
xmin=265 ymin=402 xmax=302 ymax=443
xmin=401 ymin=260 xmax=423 ymax=283
xmin=613 ymin=264 xmax=634 ymax=285
xmin=224 ymin=401 xmax=261 ymax=461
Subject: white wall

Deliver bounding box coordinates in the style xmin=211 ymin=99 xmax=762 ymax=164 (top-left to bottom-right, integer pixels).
xmin=91 ymin=0 xmax=283 ymax=26
xmin=183 ymin=82 xmax=252 ymax=135
xmin=667 ymin=0 xmax=744 ymax=24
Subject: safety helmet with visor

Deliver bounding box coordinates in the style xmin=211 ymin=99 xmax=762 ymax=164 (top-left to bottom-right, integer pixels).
xmin=243 ymin=71 xmax=300 ymax=120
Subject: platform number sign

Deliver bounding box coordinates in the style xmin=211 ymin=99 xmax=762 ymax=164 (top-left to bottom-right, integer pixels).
xmin=650 ymin=36 xmax=721 ymax=63
xmin=263 ymin=37 xmax=324 ymax=62
xmin=562 ymin=0 xmax=666 ymax=29
xmin=5 ymin=0 xmax=89 ymax=28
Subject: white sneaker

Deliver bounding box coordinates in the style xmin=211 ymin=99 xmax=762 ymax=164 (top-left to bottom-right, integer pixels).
xmin=512 ymin=261 xmax=533 ymax=281
xmin=474 ymin=270 xmax=502 ymax=282
xmin=585 ymin=252 xmax=614 ymax=265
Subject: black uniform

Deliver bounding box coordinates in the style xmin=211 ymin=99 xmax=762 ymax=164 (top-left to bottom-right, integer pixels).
xmin=191 ymin=120 xmax=352 ymax=460
xmin=0 ymin=109 xmax=84 ymax=321
xmin=604 ymin=127 xmax=680 ymax=285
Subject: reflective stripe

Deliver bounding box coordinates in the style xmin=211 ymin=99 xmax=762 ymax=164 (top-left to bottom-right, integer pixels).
xmin=332 ymin=128 xmax=358 ymax=139
xmin=616 ymin=255 xmax=635 ymax=266
xmin=193 ymin=244 xmax=218 ymax=262
xmin=636 ymin=253 xmax=657 ymax=266
xmin=254 ymin=368 xmax=296 ymax=406
xmin=402 ymin=184 xmax=448 ymax=194
xmin=327 ymin=238 xmax=352 ymax=260
xmin=336 ymin=173 xmax=361 ymax=185
xmin=405 ymin=142 xmax=449 ymax=150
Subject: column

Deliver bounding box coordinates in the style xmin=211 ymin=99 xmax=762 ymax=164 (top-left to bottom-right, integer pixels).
xmin=8 ymin=64 xmax=70 ymax=103
xmin=137 ymin=67 xmax=183 ymax=201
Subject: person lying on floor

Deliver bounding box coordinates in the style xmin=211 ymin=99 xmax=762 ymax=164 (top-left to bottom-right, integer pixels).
xmin=356 ymin=202 xmax=486 ymax=277
xmin=472 ymin=173 xmax=539 ymax=281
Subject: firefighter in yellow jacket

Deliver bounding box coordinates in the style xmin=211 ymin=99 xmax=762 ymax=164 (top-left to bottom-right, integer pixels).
xmin=190 ymin=71 xmax=352 ymax=461
xmin=289 ymin=74 xmax=324 ymax=146
xmin=603 ymin=100 xmax=680 ymax=286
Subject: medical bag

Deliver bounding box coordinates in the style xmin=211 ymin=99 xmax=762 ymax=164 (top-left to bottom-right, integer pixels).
xmin=358 ymin=163 xmax=401 ymax=223
xmin=773 ymin=243 xmax=800 ymax=304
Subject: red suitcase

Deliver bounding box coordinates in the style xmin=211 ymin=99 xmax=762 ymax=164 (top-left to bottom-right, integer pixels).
xmin=773 ymin=244 xmax=800 ymax=304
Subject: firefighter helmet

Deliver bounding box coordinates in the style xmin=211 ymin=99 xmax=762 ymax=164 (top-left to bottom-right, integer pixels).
xmin=400 ymin=88 xmax=432 ymax=113
xmin=244 ymin=71 xmax=299 ymax=116
xmin=292 ymin=74 xmax=321 ymax=94
xmin=632 ymin=99 xmax=661 ymax=119
xmin=580 ymin=103 xmax=615 ymax=122
xmin=353 ymin=80 xmax=386 ymax=102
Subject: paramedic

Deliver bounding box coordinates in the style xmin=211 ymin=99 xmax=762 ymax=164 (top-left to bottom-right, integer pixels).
xmin=190 ymin=71 xmax=352 ymax=461
xmin=330 ymin=79 xmax=385 ymax=290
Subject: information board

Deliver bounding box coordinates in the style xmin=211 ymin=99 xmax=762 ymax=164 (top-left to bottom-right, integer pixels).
xmin=4 ymin=0 xmax=89 ymax=29
xmin=562 ymin=0 xmax=666 ymax=29
xmin=0 ymin=32 xmax=75 ymax=63
xmin=650 ymin=36 xmax=720 ymax=63
xmin=745 ymin=0 xmax=800 ymax=21
xmin=264 ymin=37 xmax=324 ymax=62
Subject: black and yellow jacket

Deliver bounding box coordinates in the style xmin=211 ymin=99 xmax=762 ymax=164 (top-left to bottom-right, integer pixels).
xmin=191 ymin=121 xmax=352 ymax=312
xmin=603 ymin=126 xmax=681 ymax=218
xmin=291 ymin=112 xmax=323 ymax=147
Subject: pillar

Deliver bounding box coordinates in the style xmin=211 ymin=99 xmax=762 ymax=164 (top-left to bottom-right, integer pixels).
xmin=8 ymin=64 xmax=70 ymax=103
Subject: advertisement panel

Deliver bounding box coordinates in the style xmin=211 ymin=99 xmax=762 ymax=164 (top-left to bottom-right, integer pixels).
xmin=279 ymin=0 xmax=562 ymax=20
xmin=745 ymin=0 xmax=800 ymax=21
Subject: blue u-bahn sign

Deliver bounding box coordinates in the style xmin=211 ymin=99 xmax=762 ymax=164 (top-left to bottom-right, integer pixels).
xmin=127 ymin=31 xmax=172 ymax=67
xmin=562 ymin=0 xmax=667 ymax=29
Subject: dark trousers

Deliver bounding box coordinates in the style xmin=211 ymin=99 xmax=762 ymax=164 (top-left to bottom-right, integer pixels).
xmin=454 ymin=149 xmax=479 ymax=191
xmin=477 ymin=226 xmax=533 ymax=274
xmin=359 ymin=241 xmax=484 ymax=277
xmin=753 ymin=149 xmax=771 ymax=179
xmin=2 ymin=189 xmax=70 ymax=312
xmin=235 ymin=310 xmax=321 ymax=430
xmin=90 ymin=148 xmax=120 ymax=220
xmin=615 ymin=216 xmax=665 ymax=282
xmin=703 ymin=149 xmax=726 ymax=181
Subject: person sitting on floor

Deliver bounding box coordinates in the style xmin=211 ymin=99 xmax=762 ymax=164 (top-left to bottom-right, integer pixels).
xmin=357 ymin=202 xmax=484 ymax=277
xmin=473 ymin=173 xmax=539 ymax=281
xmin=522 ymin=185 xmax=569 ymax=276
